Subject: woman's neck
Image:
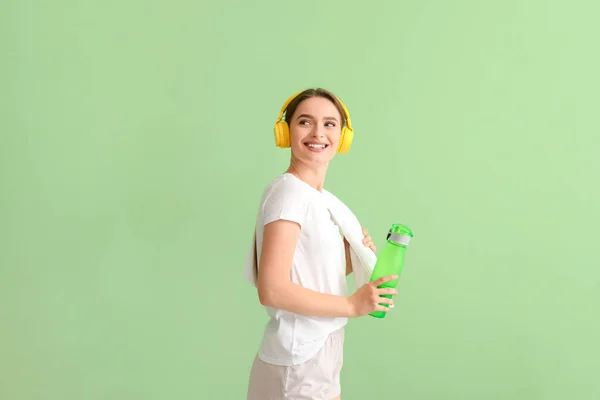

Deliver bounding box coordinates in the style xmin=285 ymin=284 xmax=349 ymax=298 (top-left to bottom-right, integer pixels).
xmin=285 ymin=160 xmax=329 ymax=192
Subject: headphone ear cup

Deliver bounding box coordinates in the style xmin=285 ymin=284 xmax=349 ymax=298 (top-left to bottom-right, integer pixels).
xmin=274 ymin=121 xmax=291 ymax=148
xmin=337 ymin=127 xmax=354 ymax=153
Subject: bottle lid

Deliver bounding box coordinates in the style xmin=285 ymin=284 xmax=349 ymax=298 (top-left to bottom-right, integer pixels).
xmin=387 ymin=223 xmax=414 ymax=246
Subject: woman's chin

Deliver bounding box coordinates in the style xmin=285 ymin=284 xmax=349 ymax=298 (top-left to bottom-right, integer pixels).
xmin=300 ymin=153 xmax=334 ymax=165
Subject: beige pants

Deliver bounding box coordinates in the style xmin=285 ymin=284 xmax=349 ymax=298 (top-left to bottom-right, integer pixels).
xmin=247 ymin=328 xmax=345 ymax=400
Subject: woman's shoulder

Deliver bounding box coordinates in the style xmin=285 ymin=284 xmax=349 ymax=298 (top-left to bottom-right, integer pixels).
xmin=257 ymin=173 xmax=313 ymax=224
xmin=262 ymin=173 xmax=313 ymax=198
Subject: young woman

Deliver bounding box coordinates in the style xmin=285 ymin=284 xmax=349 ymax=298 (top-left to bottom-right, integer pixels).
xmin=246 ymin=88 xmax=398 ymax=400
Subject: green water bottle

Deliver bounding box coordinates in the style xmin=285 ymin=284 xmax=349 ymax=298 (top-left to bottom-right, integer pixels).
xmin=369 ymin=223 xmax=414 ymax=318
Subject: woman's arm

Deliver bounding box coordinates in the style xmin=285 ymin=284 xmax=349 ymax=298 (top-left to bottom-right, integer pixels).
xmin=257 ymin=219 xmax=396 ymax=318
xmin=257 ymin=219 xmax=354 ymax=318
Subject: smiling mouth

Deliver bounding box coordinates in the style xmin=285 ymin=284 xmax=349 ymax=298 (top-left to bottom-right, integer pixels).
xmin=304 ymin=143 xmax=329 ymax=150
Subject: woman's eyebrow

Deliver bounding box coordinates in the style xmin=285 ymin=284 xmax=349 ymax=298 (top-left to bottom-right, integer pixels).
xmin=296 ymin=113 xmax=339 ymax=122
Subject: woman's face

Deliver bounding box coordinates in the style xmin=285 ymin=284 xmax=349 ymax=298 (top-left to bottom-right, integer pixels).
xmin=288 ymin=96 xmax=343 ymax=165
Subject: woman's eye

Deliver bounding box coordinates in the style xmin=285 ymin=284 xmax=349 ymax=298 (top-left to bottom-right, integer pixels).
xmin=325 ymin=122 xmax=336 ymax=127
xmin=299 ymin=120 xmax=310 ymax=125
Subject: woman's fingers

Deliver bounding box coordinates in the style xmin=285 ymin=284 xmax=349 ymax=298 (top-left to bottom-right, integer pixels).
xmin=377 ymin=299 xmax=395 ymax=311
xmin=375 ymin=296 xmax=394 ymax=305
xmin=377 ymin=287 xmax=398 ymax=296
xmin=361 ymin=228 xmax=377 ymax=252
xmin=374 ymin=289 xmax=397 ymax=310
xmin=371 ymin=275 xmax=398 ymax=287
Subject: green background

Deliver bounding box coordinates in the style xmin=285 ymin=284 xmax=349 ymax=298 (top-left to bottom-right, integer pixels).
xmin=2 ymin=1 xmax=599 ymax=399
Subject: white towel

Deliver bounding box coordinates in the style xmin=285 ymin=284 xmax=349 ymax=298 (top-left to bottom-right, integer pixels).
xmin=242 ymin=190 xmax=377 ymax=291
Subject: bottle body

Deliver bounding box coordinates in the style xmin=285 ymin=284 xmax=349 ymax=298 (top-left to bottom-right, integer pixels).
xmin=369 ymin=224 xmax=413 ymax=318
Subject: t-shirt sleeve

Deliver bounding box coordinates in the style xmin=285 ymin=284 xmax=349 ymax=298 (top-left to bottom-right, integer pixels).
xmin=261 ymin=182 xmax=309 ymax=228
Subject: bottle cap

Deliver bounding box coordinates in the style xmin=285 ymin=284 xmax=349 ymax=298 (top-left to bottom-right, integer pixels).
xmin=387 ymin=223 xmax=414 ymax=246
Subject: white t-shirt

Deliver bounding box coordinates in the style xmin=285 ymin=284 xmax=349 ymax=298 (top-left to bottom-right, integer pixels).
xmin=253 ymin=173 xmax=348 ymax=366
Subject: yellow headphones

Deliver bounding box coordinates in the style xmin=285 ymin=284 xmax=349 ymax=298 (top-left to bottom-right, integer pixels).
xmin=273 ymin=91 xmax=354 ymax=153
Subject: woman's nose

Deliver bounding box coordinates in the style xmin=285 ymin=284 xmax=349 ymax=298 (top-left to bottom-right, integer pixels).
xmin=311 ymin=127 xmax=324 ymax=138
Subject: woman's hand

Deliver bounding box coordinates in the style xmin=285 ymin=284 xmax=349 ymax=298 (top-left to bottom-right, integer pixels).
xmin=348 ymin=275 xmax=398 ymax=317
xmin=362 ymin=228 xmax=376 ymax=252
